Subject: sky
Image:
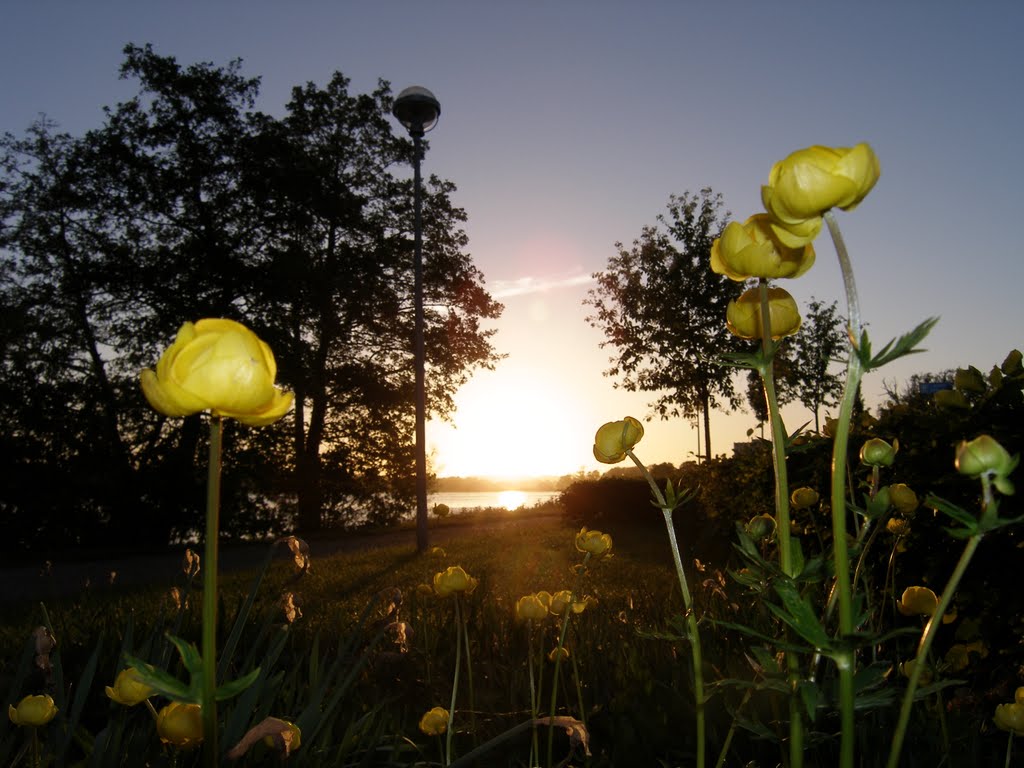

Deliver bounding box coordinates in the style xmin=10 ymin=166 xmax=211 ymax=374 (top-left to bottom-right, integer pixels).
xmin=3 ymin=2 xmax=1022 ymax=479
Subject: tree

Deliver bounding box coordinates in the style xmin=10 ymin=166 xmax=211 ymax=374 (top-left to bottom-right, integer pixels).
xmin=0 ymin=44 xmax=502 ymax=550
xmin=585 ymin=189 xmax=744 ymax=459
xmin=785 ymin=297 xmax=846 ymax=432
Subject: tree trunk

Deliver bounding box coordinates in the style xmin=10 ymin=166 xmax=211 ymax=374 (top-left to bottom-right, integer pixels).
xmin=702 ymin=395 xmax=712 ymax=461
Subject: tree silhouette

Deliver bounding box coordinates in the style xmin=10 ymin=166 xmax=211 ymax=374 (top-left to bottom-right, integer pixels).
xmin=585 ymin=189 xmax=743 ymax=459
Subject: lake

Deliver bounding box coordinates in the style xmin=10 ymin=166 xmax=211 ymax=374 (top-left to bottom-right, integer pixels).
xmin=428 ymin=489 xmax=562 ymax=513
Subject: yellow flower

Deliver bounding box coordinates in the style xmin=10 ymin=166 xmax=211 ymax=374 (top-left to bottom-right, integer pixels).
xmin=515 ymin=594 xmax=549 ymax=621
xmin=726 ymin=287 xmax=801 ymax=340
xmin=429 ymin=546 xmax=447 ymax=558
xmin=419 ymin=706 xmax=449 ymax=736
xmin=575 ymin=527 xmax=613 ymax=557
xmin=156 ymin=702 xmax=203 ymax=750
xmin=888 ymin=484 xmax=919 ymax=515
xmin=105 ymin=667 xmax=155 ymax=707
xmin=761 ymin=143 xmax=881 ymax=236
xmin=994 ymin=691 xmax=1024 ymax=736
xmin=790 ymin=487 xmax=820 ymax=510
xmin=548 ymin=646 xmax=570 ymax=662
xmin=432 ymin=566 xmax=478 ymax=597
xmin=710 ymin=214 xmax=816 ymax=281
xmin=433 ymin=503 xmax=450 ymax=518
xmin=895 ymin=586 xmax=956 ymax=623
xmin=593 ymin=417 xmax=644 ymax=464
xmin=860 ymin=437 xmax=898 ymax=467
xmin=140 ymin=319 xmax=293 ymax=426
xmin=8 ymin=694 xmax=57 ymax=727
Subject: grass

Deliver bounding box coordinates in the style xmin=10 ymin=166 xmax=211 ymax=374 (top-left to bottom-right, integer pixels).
xmin=0 ymin=504 xmax=1015 ymax=766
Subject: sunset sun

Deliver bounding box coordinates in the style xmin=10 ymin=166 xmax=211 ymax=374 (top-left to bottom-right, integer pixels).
xmin=428 ymin=367 xmax=588 ymax=479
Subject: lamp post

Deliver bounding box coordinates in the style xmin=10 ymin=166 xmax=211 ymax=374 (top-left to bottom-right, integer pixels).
xmin=392 ymin=85 xmax=440 ymax=553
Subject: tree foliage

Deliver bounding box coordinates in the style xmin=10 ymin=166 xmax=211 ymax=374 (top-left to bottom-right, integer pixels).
xmin=0 ymin=44 xmax=502 ymax=552
xmin=584 ymin=189 xmax=743 ymax=459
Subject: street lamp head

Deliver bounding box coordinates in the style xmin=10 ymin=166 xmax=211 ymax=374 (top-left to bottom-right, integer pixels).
xmin=392 ymin=86 xmax=441 ymax=137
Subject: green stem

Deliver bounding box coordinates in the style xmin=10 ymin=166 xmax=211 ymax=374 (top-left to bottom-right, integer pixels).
xmin=201 ymin=416 xmax=223 ymax=768
xmin=825 ymin=210 xmax=861 ymax=768
xmin=756 ymin=278 xmax=804 ymax=768
xmin=628 ymin=451 xmax=705 ymax=768
xmin=527 ymin=625 xmax=540 ymax=765
xmin=887 ymin=534 xmax=982 ymax=768
xmin=445 ymin=595 xmax=464 ymax=767
xmin=546 ymin=553 xmax=589 ymax=767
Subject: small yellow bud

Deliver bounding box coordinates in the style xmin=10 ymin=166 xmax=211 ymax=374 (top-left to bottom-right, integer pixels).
xmin=418 ymin=707 xmax=449 ymax=736
xmin=860 ymin=438 xmax=897 ymax=467
xmin=593 ymin=417 xmax=644 ymax=464
xmin=790 ymin=487 xmax=820 ymax=510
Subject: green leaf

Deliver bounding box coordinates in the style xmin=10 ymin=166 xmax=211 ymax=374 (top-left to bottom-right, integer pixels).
xmin=863 ymin=317 xmax=940 ymax=371
xmin=122 ymin=654 xmax=194 ymax=702
xmin=215 ymin=667 xmax=261 ymax=701
xmin=769 ymin=579 xmax=831 ymax=649
xmin=798 ymin=679 xmax=819 ymax=720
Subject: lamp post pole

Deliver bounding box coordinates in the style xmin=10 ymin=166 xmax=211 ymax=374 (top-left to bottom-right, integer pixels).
xmin=392 ymin=86 xmax=440 ymax=553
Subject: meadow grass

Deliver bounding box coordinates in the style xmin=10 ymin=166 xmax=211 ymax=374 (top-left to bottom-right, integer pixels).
xmin=0 ymin=504 xmax=1014 ymax=766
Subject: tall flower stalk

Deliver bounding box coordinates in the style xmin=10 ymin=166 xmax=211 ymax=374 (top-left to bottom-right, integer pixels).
xmin=136 ymin=318 xmax=294 ymax=767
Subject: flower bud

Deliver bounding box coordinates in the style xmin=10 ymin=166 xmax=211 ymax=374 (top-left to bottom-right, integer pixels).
xmin=955 ymin=435 xmax=1014 ymax=478
xmin=934 ymin=389 xmax=969 ymax=409
xmin=761 ymin=143 xmax=881 ymax=227
xmin=745 ymin=513 xmax=777 ymax=542
xmin=860 ymin=438 xmax=897 ymax=467
xmin=790 ymin=487 xmax=820 ymax=510
xmin=1002 ymin=349 xmax=1023 ymax=376
xmin=994 ymin=700 xmax=1024 ymax=736
xmin=156 ymin=702 xmax=203 ymax=750
xmin=710 ymin=214 xmax=816 ymax=281
xmin=888 ymin=484 xmax=919 ymax=515
xmin=726 ymin=287 xmax=801 ymax=340
xmin=593 ymin=417 xmax=644 ymax=464
xmin=433 ymin=503 xmax=450 ymax=518
xmin=953 ymin=366 xmax=986 ymax=394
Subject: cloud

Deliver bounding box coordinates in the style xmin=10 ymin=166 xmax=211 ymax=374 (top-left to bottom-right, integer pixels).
xmin=491 ymin=272 xmax=595 ymax=299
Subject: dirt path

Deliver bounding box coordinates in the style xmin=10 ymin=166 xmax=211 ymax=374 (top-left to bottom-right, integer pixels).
xmin=0 ymin=510 xmax=565 ymax=606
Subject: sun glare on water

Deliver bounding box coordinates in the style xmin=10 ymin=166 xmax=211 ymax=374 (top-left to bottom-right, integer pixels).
xmin=497 ymin=490 xmax=528 ymax=510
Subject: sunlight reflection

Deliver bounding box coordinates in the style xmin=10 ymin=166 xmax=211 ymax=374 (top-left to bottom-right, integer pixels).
xmin=497 ymin=490 xmax=527 ymax=511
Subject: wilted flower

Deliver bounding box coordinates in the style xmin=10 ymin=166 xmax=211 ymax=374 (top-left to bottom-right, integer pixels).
xmin=140 ymin=318 xmax=293 ymax=426
xmin=281 ymin=592 xmax=302 ymax=624
xmin=8 ymin=694 xmax=57 ymax=727
xmin=548 ymin=646 xmax=570 ymax=662
xmin=575 ymin=527 xmax=613 ymax=557
xmin=32 ymin=626 xmax=56 ymax=674
xmin=944 ymin=640 xmax=988 ymax=673
xmin=593 ymin=417 xmax=644 ymax=463
xmin=711 ymin=214 xmax=816 ymax=281
xmin=860 ymin=438 xmax=898 ymax=467
xmin=726 ymin=287 xmax=801 ymax=340
xmin=888 ymin=484 xmax=919 ymax=515
xmin=433 ymin=566 xmax=478 ymax=597
xmin=419 ymin=706 xmax=449 ymax=736
xmin=790 ymin=487 xmax=820 ymax=510
xmin=182 ymin=548 xmax=201 ymax=579
xmin=156 ymin=702 xmax=203 ymax=749
xmin=886 ymin=518 xmax=911 ymax=537
xmin=761 ymin=143 xmax=880 ymax=243
xmin=955 ymin=435 xmax=1018 ymax=495
xmin=515 ymin=594 xmax=549 ymax=622
xmin=105 ymin=667 xmax=156 ymax=707
xmin=898 ymin=657 xmax=932 ymax=686
xmin=281 ymin=536 xmax=311 ymax=572
xmin=226 ymin=717 xmax=301 ymax=759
